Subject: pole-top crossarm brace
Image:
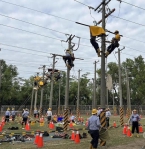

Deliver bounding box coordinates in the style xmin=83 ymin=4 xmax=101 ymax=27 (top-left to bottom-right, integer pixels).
xmin=94 ymin=0 xmax=106 ymax=11
xmin=97 ymin=8 xmax=115 ymax=24
xmin=98 ymin=0 xmax=111 ymax=13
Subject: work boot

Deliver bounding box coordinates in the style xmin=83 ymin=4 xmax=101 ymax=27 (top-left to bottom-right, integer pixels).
xmin=89 ymin=144 xmax=92 ymax=149
xmin=105 ymin=51 xmax=110 ymax=57
xmin=136 ymin=134 xmax=139 ymax=138
xmin=97 ymin=48 xmax=101 ymax=57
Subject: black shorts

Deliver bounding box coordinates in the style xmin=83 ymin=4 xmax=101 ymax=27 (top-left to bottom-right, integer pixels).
xmin=47 ymin=116 xmax=51 ymax=121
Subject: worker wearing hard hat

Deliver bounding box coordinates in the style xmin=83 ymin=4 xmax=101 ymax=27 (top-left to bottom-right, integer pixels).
xmin=46 ymin=108 xmax=52 ymax=123
xmin=88 ymin=109 xmax=101 ymax=149
xmin=11 ymin=108 xmax=16 ymax=121
xmin=105 ymin=30 xmax=121 ymax=57
xmin=5 ymin=108 xmax=11 ymax=122
xmin=129 ymin=109 xmax=140 ymax=137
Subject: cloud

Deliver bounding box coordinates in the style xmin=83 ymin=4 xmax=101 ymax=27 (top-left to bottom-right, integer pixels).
xmin=0 ymin=0 xmax=144 ymax=80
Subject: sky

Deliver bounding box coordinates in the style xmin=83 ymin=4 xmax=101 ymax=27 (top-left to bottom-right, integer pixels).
xmin=0 ymin=0 xmax=145 ymax=80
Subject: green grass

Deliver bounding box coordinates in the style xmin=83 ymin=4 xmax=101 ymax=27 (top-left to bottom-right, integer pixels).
xmin=0 ymin=116 xmax=144 ymax=149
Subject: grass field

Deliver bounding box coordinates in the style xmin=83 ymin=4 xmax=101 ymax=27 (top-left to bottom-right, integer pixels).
xmin=0 ymin=115 xmax=145 ymax=149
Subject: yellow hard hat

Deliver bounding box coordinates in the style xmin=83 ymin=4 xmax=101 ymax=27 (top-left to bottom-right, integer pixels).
xmin=48 ymin=108 xmax=51 ymax=111
xmin=7 ymin=108 xmax=10 ymax=111
xmin=133 ymin=109 xmax=137 ymax=112
xmin=92 ymin=109 xmax=97 ymax=115
xmin=12 ymin=108 xmax=15 ymax=110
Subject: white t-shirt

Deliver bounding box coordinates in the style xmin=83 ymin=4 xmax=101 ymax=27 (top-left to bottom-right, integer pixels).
xmin=47 ymin=111 xmax=52 ymax=116
xmin=70 ymin=115 xmax=75 ymax=120
xmin=106 ymin=111 xmax=111 ymax=117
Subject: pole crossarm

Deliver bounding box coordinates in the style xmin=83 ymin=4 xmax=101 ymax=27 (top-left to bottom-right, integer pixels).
xmin=97 ymin=8 xmax=115 ymax=24
xmin=98 ymin=0 xmax=112 ymax=13
xmin=94 ymin=0 xmax=106 ymax=11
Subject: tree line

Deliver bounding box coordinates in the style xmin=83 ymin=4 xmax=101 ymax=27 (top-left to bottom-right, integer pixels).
xmin=0 ymin=55 xmax=145 ymax=108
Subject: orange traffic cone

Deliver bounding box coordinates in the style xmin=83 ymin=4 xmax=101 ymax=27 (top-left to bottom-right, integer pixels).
xmin=123 ymin=125 xmax=127 ymax=135
xmin=49 ymin=122 xmax=52 ymax=129
xmin=51 ymin=121 xmax=54 ymax=129
xmin=69 ymin=121 xmax=73 ymax=128
xmin=37 ymin=133 xmax=44 ymax=148
xmin=127 ymin=126 xmax=131 ymax=137
xmin=70 ymin=131 xmax=75 ymax=141
xmin=75 ymin=131 xmax=80 ymax=144
xmin=25 ymin=121 xmax=30 ymax=131
xmin=34 ymin=132 xmax=39 ymax=145
xmin=139 ymin=125 xmax=143 ymax=133
xmin=0 ymin=123 xmax=2 ymax=132
xmin=113 ymin=121 xmax=117 ymax=128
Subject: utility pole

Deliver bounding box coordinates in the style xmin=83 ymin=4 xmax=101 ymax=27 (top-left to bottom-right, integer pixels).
xmin=93 ymin=60 xmax=99 ymax=108
xmin=76 ymin=69 xmax=81 ymax=120
xmin=94 ymin=0 xmax=115 ymax=147
xmin=40 ymin=65 xmax=46 ymax=116
xmin=34 ymin=72 xmax=39 ymax=110
xmin=30 ymin=80 xmax=34 ymax=115
xmin=92 ymin=78 xmax=94 ymax=108
xmin=58 ymin=79 xmax=61 ymax=115
xmin=126 ymin=68 xmax=131 ymax=119
xmin=63 ymin=36 xmax=72 ymax=131
xmin=116 ymin=47 xmax=125 ymax=126
xmin=100 ymin=0 xmax=106 ymax=108
xmin=63 ymin=35 xmax=83 ymax=131
xmin=0 ymin=60 xmax=1 ymax=90
xmin=49 ymin=55 xmax=56 ymax=109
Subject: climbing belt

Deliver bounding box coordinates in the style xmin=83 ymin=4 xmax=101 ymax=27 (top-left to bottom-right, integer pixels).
xmin=100 ymin=110 xmax=106 ymax=146
xmin=120 ymin=107 xmax=124 ymax=126
xmin=63 ymin=108 xmax=68 ymax=131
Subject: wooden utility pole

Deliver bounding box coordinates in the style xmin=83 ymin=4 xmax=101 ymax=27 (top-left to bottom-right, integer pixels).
xmin=40 ymin=65 xmax=46 ymax=116
xmin=76 ymin=69 xmax=81 ymax=120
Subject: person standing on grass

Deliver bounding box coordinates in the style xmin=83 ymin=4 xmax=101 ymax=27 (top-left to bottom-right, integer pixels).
xmin=46 ymin=108 xmax=52 ymax=123
xmin=5 ymin=108 xmax=11 ymax=122
xmin=34 ymin=108 xmax=38 ymax=118
xmin=22 ymin=108 xmax=29 ymax=128
xmin=11 ymin=108 xmax=16 ymax=121
xmin=88 ymin=109 xmax=101 ymax=149
xmin=129 ymin=109 xmax=140 ymax=137
xmin=106 ymin=108 xmax=111 ymax=128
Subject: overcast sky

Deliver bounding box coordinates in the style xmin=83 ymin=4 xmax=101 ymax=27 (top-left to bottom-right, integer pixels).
xmin=0 ymin=0 xmax=145 ymax=80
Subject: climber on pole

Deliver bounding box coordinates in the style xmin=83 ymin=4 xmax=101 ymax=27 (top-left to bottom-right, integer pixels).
xmin=89 ymin=26 xmax=105 ymax=57
xmin=63 ymin=49 xmax=75 ymax=69
xmin=105 ymin=30 xmax=120 ymax=57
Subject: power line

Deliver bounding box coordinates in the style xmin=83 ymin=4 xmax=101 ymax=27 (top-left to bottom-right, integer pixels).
xmin=0 ymin=0 xmax=75 ymax=22
xmin=0 ymin=23 xmax=92 ymax=47
xmin=111 ymin=15 xmax=145 ymax=28
xmin=116 ymin=0 xmax=145 ymax=11
xmin=0 ymin=2 xmax=145 ymax=48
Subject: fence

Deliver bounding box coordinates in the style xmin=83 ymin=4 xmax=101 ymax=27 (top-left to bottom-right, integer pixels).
xmin=1 ymin=105 xmax=145 ymax=115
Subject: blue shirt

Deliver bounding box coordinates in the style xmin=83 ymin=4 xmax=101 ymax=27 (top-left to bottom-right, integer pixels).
xmin=130 ymin=114 xmax=140 ymax=123
xmin=22 ymin=111 xmax=29 ymax=118
xmin=11 ymin=110 xmax=16 ymax=116
xmin=88 ymin=115 xmax=101 ymax=130
xmin=5 ymin=111 xmax=11 ymax=116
